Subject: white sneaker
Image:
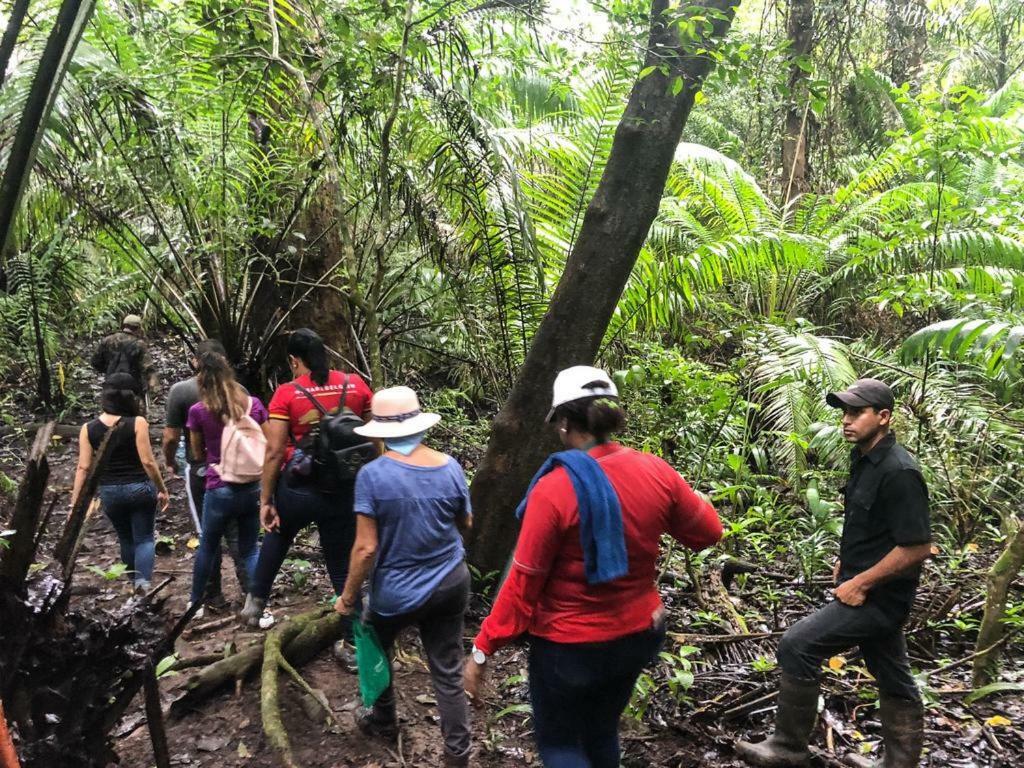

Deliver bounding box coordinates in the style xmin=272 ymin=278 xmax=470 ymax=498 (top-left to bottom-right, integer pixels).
xmin=258 ymin=610 xmax=275 ymax=629
xmin=186 ymin=601 xmax=205 ymax=620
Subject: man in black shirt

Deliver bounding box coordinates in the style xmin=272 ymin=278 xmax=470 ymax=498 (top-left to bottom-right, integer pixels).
xmin=737 ymin=379 xmax=931 ymax=768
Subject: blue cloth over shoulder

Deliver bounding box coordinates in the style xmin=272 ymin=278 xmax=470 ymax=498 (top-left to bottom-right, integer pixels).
xmin=515 ymin=449 xmax=628 ymax=585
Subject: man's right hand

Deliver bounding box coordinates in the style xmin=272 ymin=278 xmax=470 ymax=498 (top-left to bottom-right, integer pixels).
xmin=833 ymin=559 xmax=841 ymax=584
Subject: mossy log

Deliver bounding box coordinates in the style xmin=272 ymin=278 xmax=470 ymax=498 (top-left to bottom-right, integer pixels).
xmin=170 ymin=608 xmax=342 ymax=716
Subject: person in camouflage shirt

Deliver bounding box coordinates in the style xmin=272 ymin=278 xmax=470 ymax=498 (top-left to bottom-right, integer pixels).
xmin=91 ymin=315 xmax=158 ymax=398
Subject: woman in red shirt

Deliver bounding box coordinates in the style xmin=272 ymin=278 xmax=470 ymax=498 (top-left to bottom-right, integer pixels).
xmin=463 ymin=366 xmax=722 ymax=768
xmin=240 ymin=329 xmax=373 ymax=627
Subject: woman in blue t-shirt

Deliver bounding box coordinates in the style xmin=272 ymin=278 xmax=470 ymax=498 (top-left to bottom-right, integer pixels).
xmin=335 ymin=386 xmax=472 ymax=768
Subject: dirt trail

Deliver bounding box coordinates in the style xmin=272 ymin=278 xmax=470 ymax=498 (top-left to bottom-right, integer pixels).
xmin=1 ymin=336 xmax=1021 ymax=767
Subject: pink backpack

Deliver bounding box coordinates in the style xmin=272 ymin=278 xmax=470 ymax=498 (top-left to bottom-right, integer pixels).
xmin=213 ymin=397 xmax=267 ymax=483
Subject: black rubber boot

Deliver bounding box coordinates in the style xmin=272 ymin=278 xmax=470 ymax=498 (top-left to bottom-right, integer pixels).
xmin=735 ymin=673 xmax=820 ymax=767
xmin=846 ymin=697 xmax=924 ymax=768
xmin=357 ymin=705 xmax=398 ymax=743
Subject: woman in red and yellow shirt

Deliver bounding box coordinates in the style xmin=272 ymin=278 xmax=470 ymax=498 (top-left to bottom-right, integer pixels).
xmin=240 ymin=328 xmax=372 ymax=626
xmin=464 ymin=366 xmax=722 ymax=768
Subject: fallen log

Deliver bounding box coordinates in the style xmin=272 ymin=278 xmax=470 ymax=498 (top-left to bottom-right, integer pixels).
xmin=169 ymin=608 xmax=342 ymax=716
xmin=0 ymin=422 xmax=163 ymax=439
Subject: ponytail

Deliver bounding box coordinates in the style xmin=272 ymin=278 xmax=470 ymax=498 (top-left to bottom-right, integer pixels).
xmin=196 ymin=351 xmax=245 ymax=421
xmin=287 ymin=328 xmax=330 ymax=386
xmin=552 ymin=396 xmax=626 ymax=444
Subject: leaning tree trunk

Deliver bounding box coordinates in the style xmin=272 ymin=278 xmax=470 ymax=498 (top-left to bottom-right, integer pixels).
xmin=466 ymin=0 xmax=740 ymax=575
xmin=781 ymin=0 xmax=814 ymax=203
xmin=0 ymin=0 xmax=96 ymax=256
xmin=972 ymin=517 xmax=1024 ymax=688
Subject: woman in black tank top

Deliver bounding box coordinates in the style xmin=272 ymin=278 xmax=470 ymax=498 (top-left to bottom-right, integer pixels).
xmin=71 ymin=373 xmax=169 ymax=593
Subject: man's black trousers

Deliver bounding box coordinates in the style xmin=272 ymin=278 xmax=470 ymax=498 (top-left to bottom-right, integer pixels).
xmin=777 ymin=599 xmax=919 ymax=703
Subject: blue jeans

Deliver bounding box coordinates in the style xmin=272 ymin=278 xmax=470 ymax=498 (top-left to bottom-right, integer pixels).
xmin=190 ymin=482 xmax=260 ymax=605
xmin=528 ymin=624 xmax=666 ymax=768
xmin=99 ymin=480 xmax=157 ymax=588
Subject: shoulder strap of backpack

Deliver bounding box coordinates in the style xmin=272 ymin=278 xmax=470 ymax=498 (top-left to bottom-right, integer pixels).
xmin=292 ymin=382 xmax=329 ymax=417
xmin=339 ymin=374 xmax=350 ymax=415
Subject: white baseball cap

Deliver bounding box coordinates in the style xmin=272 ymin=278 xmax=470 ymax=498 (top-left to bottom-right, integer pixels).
xmin=546 ymin=365 xmax=619 ymax=422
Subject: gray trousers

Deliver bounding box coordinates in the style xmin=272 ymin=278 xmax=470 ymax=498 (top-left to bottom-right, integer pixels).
xmin=368 ymin=561 xmax=471 ymax=760
xmin=777 ymin=599 xmax=919 ymax=703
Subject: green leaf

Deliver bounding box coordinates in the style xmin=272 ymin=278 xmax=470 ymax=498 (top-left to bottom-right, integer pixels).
xmin=965 ymin=682 xmax=1024 ymax=705
xmin=155 ymin=654 xmax=179 ymax=678
xmin=494 ymin=703 xmax=532 ymax=719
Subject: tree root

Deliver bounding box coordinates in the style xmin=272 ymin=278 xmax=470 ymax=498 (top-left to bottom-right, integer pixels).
xmin=262 ymin=619 xmax=297 ymax=768
xmin=259 ymin=607 xmax=345 ymax=767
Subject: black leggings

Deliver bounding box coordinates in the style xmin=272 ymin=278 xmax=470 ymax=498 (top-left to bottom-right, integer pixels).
xmin=249 ymin=476 xmax=356 ymax=603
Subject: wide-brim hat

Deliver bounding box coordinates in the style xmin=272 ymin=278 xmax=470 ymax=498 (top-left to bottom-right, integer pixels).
xmin=354 ymin=386 xmax=441 ymax=439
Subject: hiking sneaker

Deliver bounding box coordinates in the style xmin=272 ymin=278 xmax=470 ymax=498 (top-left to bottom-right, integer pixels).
xmin=332 ymin=640 xmax=358 ymax=674
xmin=186 ymin=601 xmax=205 ymax=621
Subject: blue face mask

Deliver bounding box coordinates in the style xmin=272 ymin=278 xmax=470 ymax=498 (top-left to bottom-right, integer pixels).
xmin=384 ymin=432 xmax=425 ymax=456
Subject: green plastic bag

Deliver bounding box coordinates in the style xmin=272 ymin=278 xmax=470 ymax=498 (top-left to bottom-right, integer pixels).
xmin=352 ymin=618 xmax=391 ymax=707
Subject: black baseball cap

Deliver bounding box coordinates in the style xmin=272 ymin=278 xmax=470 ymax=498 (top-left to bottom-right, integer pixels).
xmin=826 ymin=378 xmax=894 ymax=411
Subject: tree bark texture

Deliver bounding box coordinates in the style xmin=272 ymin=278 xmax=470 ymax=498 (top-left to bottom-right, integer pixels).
xmin=466 ymin=0 xmax=740 ymax=575
xmin=169 ymin=608 xmax=341 ymax=714
xmin=972 ymin=519 xmax=1024 ymax=688
xmin=781 ymin=0 xmax=814 ymax=202
xmin=885 ymin=0 xmax=927 ymax=88
xmin=0 ymin=0 xmax=96 ymax=256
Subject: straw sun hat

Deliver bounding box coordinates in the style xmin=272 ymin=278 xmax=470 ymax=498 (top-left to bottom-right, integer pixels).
xmin=354 ymin=386 xmax=441 ymax=439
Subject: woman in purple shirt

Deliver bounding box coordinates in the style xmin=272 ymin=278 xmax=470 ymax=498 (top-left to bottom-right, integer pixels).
xmin=186 ymin=352 xmax=269 ymax=609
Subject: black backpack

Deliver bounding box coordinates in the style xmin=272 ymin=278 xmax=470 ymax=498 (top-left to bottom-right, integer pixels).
xmin=292 ymin=376 xmax=376 ymax=493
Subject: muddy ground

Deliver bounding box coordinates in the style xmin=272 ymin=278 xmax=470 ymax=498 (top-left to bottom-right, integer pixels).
xmin=1 ymin=337 xmax=1022 ymax=767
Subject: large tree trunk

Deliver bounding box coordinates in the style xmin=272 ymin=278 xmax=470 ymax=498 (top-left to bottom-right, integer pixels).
xmin=781 ymin=0 xmax=814 ymax=202
xmin=0 ymin=0 xmax=96 ymax=256
xmin=466 ymin=0 xmax=740 ymax=575
xmin=885 ymin=0 xmax=927 ymax=88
